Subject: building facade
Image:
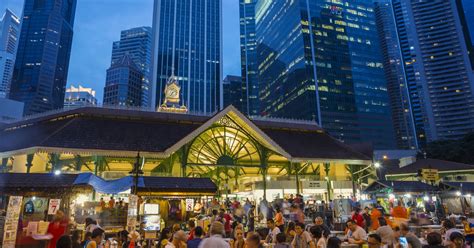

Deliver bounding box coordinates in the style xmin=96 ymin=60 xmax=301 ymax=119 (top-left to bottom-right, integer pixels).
xmin=112 ymin=27 xmax=152 ymax=108
xmin=392 ymin=0 xmax=474 ymax=143
xmin=0 ymin=9 xmax=20 ymax=98
xmin=9 ymin=0 xmax=76 ymax=116
xmin=239 ymin=0 xmax=258 ymax=116
xmin=103 ymin=54 xmax=143 ymax=107
xmin=151 ymin=0 xmax=222 ymax=114
xmin=223 ymin=75 xmax=244 ymax=111
xmin=64 ymin=85 xmax=97 ymax=109
xmin=374 ymin=0 xmax=418 ymax=149
xmin=255 ymin=0 xmax=396 ymax=149
xmin=457 ymin=0 xmax=474 ymax=70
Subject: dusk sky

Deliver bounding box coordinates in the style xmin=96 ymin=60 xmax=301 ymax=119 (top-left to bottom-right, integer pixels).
xmin=0 ymin=0 xmax=242 ymax=102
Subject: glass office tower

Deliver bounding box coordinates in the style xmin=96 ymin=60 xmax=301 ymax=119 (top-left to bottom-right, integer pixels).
xmin=375 ymin=0 xmax=418 ymax=149
xmin=0 ymin=9 xmax=20 ymax=98
xmin=112 ymin=27 xmax=152 ymax=108
xmin=151 ymin=0 xmax=222 ymax=114
xmin=10 ymin=0 xmax=76 ymax=115
xmin=239 ymin=0 xmax=259 ymax=116
xmin=392 ymin=0 xmax=474 ymax=143
xmin=255 ymin=0 xmax=396 ymax=149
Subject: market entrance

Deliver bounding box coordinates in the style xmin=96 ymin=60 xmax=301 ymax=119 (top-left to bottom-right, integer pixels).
xmin=183 ymin=114 xmax=277 ymax=200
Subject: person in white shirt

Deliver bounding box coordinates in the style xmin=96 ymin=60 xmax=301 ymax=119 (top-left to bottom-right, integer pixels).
xmin=266 ymin=219 xmax=281 ymax=244
xmin=346 ymin=220 xmax=367 ymax=245
xmin=198 ymin=221 xmax=230 ymax=248
xmin=310 ymin=226 xmax=326 ymax=248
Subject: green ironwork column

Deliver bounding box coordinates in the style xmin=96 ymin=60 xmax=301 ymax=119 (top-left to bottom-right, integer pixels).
xmin=260 ymin=147 xmax=269 ymax=201
xmin=26 ymin=154 xmax=34 ymax=173
xmin=180 ymin=145 xmax=188 ymax=177
xmin=294 ymin=163 xmax=300 ymax=194
xmin=349 ymin=164 xmax=356 ymax=196
xmin=323 ymin=163 xmax=331 ymax=201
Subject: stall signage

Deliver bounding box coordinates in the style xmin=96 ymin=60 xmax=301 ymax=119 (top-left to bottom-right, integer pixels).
xmin=3 ymin=196 xmax=23 ymax=248
xmin=302 ymin=181 xmax=326 ymax=190
xmin=48 ymin=199 xmax=61 ymax=215
xmin=421 ymin=169 xmax=439 ymax=181
xmin=127 ymin=194 xmax=139 ymax=232
xmin=185 ymin=199 xmax=194 ymax=212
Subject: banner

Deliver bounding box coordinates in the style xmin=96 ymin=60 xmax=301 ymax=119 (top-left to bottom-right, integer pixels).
xmin=2 ymin=196 xmax=23 ymax=248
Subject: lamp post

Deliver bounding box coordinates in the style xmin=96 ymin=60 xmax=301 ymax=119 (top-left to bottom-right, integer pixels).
xmin=130 ymin=152 xmax=144 ymax=195
xmin=374 ymin=162 xmax=381 ymax=180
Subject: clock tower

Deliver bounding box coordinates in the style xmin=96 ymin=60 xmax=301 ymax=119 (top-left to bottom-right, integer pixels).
xmin=157 ymin=74 xmax=188 ymax=113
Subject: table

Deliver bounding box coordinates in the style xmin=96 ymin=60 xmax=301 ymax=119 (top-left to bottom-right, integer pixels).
xmin=341 ymin=242 xmax=360 ymax=248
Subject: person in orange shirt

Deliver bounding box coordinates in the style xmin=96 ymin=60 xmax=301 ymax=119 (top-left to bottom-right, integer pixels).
xmin=370 ymin=206 xmax=382 ymax=231
xmin=274 ymin=207 xmax=284 ymax=232
xmin=392 ymin=201 xmax=408 ymax=219
xmin=108 ymin=196 xmax=115 ymax=208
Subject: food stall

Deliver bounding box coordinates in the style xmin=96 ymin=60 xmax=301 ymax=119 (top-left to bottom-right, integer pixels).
xmin=364 ymin=180 xmax=442 ymax=226
xmin=439 ymin=182 xmax=474 ymax=215
xmin=0 ymin=172 xmax=217 ymax=247
xmin=0 ymin=173 xmax=92 ymax=248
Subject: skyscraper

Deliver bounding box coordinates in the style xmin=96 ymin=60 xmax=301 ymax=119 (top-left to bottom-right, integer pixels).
xmin=392 ymin=0 xmax=474 ymax=143
xmin=151 ymin=0 xmax=222 ymax=114
xmin=457 ymin=0 xmax=474 ymax=69
xmin=223 ymin=75 xmax=244 ymax=111
xmin=239 ymin=0 xmax=258 ymax=116
xmin=103 ymin=54 xmax=143 ymax=107
xmin=111 ymin=27 xmax=152 ymax=108
xmin=254 ymin=0 xmax=396 ymax=149
xmin=0 ymin=9 xmax=20 ymax=98
xmin=375 ymin=0 xmax=418 ymax=149
xmin=64 ymin=85 xmax=97 ymax=109
xmin=10 ymin=0 xmax=76 ymax=116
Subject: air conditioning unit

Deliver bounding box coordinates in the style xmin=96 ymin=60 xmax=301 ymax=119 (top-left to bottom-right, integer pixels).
xmin=443 ymin=176 xmax=452 ymax=181
xmin=455 ymin=175 xmax=467 ymax=181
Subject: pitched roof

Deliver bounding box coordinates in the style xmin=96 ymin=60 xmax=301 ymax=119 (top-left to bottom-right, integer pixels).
xmin=110 ymin=53 xmax=140 ymax=70
xmin=0 ymin=106 xmax=371 ymax=161
xmin=385 ymin=159 xmax=474 ymax=175
xmin=364 ymin=180 xmax=439 ymax=193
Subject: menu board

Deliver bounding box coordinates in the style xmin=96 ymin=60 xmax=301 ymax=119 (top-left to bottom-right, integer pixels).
xmin=2 ymin=196 xmax=23 ymax=248
xmin=126 ymin=194 xmax=138 ymax=232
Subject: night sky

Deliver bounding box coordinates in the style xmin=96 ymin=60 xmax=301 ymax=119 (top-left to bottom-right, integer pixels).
xmin=0 ymin=0 xmax=241 ymax=102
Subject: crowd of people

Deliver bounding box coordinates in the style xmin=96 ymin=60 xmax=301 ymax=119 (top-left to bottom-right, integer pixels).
xmin=45 ymin=196 xmax=474 ymax=248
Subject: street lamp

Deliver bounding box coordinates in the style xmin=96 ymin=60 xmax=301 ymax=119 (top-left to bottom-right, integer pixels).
xmin=54 ymin=170 xmax=61 ymax=176
xmin=129 ymin=152 xmax=144 ymax=195
xmin=374 ymin=162 xmax=381 ymax=168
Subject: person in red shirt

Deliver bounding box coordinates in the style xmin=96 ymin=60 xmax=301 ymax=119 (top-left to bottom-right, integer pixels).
xmin=351 ymin=207 xmax=365 ymax=228
xmin=47 ymin=210 xmax=68 ymax=248
xmin=220 ymin=208 xmax=233 ymax=238
xmin=187 ymin=219 xmax=196 ymax=241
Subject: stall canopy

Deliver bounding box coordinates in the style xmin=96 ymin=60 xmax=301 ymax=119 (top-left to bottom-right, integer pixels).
xmin=0 ymin=173 xmax=217 ymax=195
xmin=364 ymin=180 xmax=439 ymax=194
xmin=439 ymin=182 xmax=474 ymax=193
xmin=0 ymin=173 xmax=82 ymax=193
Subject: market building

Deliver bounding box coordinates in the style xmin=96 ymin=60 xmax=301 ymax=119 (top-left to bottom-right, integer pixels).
xmin=0 ymin=105 xmax=372 ymax=201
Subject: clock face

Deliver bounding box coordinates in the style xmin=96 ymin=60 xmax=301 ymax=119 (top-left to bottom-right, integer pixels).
xmin=168 ymin=88 xmax=178 ymax=98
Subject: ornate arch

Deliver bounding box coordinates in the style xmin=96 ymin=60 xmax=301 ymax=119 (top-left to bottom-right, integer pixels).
xmin=187 ymin=115 xmax=261 ymax=167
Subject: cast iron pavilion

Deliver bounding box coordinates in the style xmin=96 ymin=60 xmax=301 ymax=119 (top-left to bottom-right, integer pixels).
xmin=0 ymin=105 xmax=371 ymax=200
